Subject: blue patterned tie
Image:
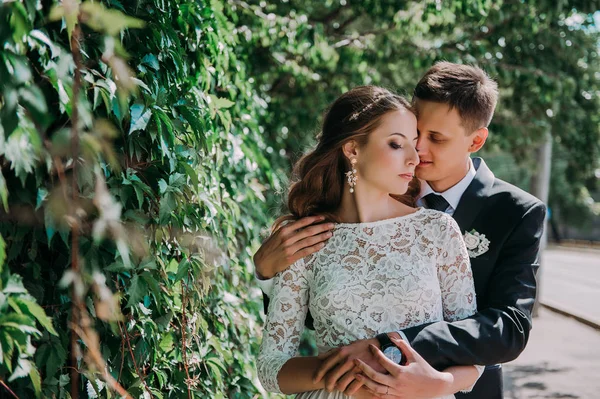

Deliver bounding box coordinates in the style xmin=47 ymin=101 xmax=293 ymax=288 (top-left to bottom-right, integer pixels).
xmin=423 ymin=193 xmax=450 ymax=212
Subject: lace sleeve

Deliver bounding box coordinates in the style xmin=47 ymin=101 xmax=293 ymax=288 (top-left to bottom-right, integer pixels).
xmin=436 ymin=216 xmax=477 ymax=322
xmin=256 ymin=258 xmax=309 ymax=393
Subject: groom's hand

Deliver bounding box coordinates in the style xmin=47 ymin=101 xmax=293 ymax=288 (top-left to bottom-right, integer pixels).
xmin=254 ymin=216 xmax=334 ymax=279
xmin=313 ymin=338 xmax=388 ymax=394
xmin=353 ymin=338 xmax=451 ymax=399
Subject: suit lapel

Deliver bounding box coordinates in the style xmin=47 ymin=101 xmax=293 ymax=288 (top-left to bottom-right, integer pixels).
xmin=452 ymin=158 xmax=495 ymax=232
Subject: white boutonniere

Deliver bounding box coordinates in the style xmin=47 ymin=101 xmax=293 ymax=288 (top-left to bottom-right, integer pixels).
xmin=463 ymin=230 xmax=490 ymax=258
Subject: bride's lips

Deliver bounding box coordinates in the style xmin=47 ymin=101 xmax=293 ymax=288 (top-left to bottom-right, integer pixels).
xmin=399 ymin=173 xmax=414 ymax=180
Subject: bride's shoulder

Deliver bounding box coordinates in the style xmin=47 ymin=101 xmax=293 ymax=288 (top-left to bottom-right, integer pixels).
xmin=416 ymin=208 xmax=450 ymax=222
xmin=417 ymin=209 xmax=460 ymax=232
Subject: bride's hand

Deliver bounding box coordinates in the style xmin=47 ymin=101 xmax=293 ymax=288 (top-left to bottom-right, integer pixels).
xmin=254 ymin=216 xmax=333 ymax=279
xmin=313 ymin=339 xmax=387 ymax=394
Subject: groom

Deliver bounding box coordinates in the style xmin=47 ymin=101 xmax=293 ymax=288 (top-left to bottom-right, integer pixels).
xmin=254 ymin=62 xmax=546 ymax=398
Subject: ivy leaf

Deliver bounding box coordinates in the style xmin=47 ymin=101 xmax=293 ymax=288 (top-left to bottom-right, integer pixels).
xmin=8 ymin=357 xmax=32 ymax=382
xmin=19 ymin=86 xmax=50 ymax=128
xmin=5 ymin=54 xmax=32 ymax=84
xmin=209 ymin=94 xmax=235 ymax=110
xmin=182 ymin=163 xmax=199 ymax=188
xmin=34 ymin=342 xmax=66 ymax=379
xmin=126 ymin=274 xmax=147 ymax=307
xmin=141 ymin=54 xmax=159 ymax=71
xmin=29 ymin=30 xmax=58 ymax=58
xmin=29 ymin=365 xmax=42 ymax=398
xmin=129 ymin=104 xmax=152 ymax=134
xmin=207 ymin=94 xmax=234 ymax=119
xmin=176 ymin=106 xmax=206 ymax=149
xmin=80 ymin=2 xmax=145 ymax=36
xmin=141 ymin=271 xmax=161 ymax=298
xmin=16 ymin=297 xmax=58 ymax=336
xmin=49 ymin=1 xmax=80 ymax=47
xmin=158 ymin=333 xmax=174 ymax=352
xmin=130 ymin=77 xmax=151 ymax=94
xmin=158 ymin=194 xmax=176 ymax=225
xmin=158 ymin=179 xmax=168 ymax=195
xmin=175 ymin=258 xmax=189 ymax=282
xmin=0 ymin=171 xmax=7 ymax=212
xmin=153 ymin=108 xmax=175 ymax=146
xmin=0 ymin=330 xmax=15 ymax=368
xmin=3 ymin=274 xmax=28 ymax=295
xmin=133 ymin=338 xmax=150 ymax=368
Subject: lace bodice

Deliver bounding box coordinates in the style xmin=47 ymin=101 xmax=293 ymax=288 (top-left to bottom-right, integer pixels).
xmin=257 ymin=208 xmax=477 ymax=394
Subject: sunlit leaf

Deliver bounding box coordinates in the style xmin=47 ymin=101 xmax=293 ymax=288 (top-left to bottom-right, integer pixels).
xmin=0 ymin=171 xmax=8 ymax=212
xmin=15 ymin=297 xmax=58 ymax=336
xmin=80 ymin=2 xmax=145 ymax=36
xmin=129 ymin=104 xmax=152 ymax=134
xmin=8 ymin=357 xmax=32 ymax=382
xmin=209 ymin=94 xmax=235 ymax=110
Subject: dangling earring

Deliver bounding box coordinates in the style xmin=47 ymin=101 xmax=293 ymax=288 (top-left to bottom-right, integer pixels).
xmin=346 ymin=158 xmax=358 ymax=193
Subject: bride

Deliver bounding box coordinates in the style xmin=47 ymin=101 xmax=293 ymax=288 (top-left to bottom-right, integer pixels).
xmin=257 ymin=86 xmax=483 ymax=398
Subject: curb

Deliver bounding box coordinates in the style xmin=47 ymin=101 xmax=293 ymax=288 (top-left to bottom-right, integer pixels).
xmin=541 ymin=300 xmax=600 ymax=331
xmin=546 ymin=244 xmax=600 ymax=254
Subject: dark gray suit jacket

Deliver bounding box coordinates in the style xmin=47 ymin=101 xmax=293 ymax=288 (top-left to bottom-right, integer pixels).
xmin=403 ymin=158 xmax=545 ymax=399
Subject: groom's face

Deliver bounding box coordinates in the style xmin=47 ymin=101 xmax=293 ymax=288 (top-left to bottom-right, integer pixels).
xmin=414 ymin=100 xmax=483 ymax=191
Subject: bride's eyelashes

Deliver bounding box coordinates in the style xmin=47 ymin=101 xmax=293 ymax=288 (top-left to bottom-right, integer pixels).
xmin=389 ymin=141 xmax=403 ymax=150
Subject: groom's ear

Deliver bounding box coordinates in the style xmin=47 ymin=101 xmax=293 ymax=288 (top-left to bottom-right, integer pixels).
xmin=468 ymin=127 xmax=489 ymax=153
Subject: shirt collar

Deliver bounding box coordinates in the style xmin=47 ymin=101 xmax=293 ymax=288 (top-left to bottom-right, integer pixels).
xmin=418 ymin=158 xmax=477 ymax=211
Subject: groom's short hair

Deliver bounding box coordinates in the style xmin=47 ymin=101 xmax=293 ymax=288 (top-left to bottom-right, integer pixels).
xmin=413 ymin=61 xmax=498 ymax=133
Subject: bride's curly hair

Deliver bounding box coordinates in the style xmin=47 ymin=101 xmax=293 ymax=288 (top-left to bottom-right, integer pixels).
xmin=276 ymin=86 xmax=420 ymax=228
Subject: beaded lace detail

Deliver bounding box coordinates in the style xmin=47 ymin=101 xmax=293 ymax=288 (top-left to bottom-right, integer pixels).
xmin=257 ymin=208 xmax=477 ymax=394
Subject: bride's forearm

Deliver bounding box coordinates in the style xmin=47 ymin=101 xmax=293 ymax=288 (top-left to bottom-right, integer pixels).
xmin=437 ymin=365 xmax=481 ymax=395
xmin=277 ymin=356 xmax=326 ymax=394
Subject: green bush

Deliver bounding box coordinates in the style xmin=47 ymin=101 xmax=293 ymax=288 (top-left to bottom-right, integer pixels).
xmin=1 ymin=0 xmax=279 ymax=397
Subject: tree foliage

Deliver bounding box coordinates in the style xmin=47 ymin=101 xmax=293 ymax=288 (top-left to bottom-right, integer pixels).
xmin=235 ymin=0 xmax=600 ymax=222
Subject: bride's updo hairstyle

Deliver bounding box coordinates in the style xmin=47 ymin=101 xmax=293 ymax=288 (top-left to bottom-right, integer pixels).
xmin=283 ymin=85 xmax=420 ymax=224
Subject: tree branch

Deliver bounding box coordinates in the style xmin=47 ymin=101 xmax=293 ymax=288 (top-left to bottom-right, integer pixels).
xmin=69 ymin=20 xmax=83 ymax=399
xmin=0 ymin=379 xmax=20 ymax=399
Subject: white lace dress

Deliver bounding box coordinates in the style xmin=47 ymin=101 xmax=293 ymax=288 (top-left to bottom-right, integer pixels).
xmin=257 ymin=208 xmax=479 ymax=398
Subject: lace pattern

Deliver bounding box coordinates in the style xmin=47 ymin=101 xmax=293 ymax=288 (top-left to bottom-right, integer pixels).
xmin=257 ymin=209 xmax=478 ymax=394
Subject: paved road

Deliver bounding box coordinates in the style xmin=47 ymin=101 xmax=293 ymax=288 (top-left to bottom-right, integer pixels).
xmin=503 ymin=246 xmax=600 ymax=398
xmin=538 ymin=246 xmax=600 ymax=326
xmin=503 ymin=307 xmax=600 ymax=399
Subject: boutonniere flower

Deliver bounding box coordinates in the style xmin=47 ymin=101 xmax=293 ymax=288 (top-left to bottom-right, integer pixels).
xmin=463 ymin=230 xmax=490 ymax=258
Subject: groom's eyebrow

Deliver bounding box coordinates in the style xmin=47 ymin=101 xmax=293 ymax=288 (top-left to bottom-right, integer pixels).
xmin=428 ymin=130 xmax=447 ymax=136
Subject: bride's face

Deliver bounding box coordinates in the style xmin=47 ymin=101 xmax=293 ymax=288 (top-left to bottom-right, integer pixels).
xmin=351 ymin=109 xmax=419 ymax=196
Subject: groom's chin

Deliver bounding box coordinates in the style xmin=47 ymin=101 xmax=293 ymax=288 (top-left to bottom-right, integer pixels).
xmin=415 ymin=167 xmax=432 ymax=180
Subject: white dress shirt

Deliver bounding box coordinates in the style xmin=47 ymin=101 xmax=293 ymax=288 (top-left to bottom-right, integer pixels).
xmin=416 ymin=158 xmax=476 ymax=216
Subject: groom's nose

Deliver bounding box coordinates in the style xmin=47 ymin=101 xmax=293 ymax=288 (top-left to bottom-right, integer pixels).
xmin=416 ymin=135 xmax=427 ymax=155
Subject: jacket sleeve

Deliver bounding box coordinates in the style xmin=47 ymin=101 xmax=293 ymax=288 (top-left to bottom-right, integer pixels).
xmin=401 ymin=202 xmax=546 ymax=369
